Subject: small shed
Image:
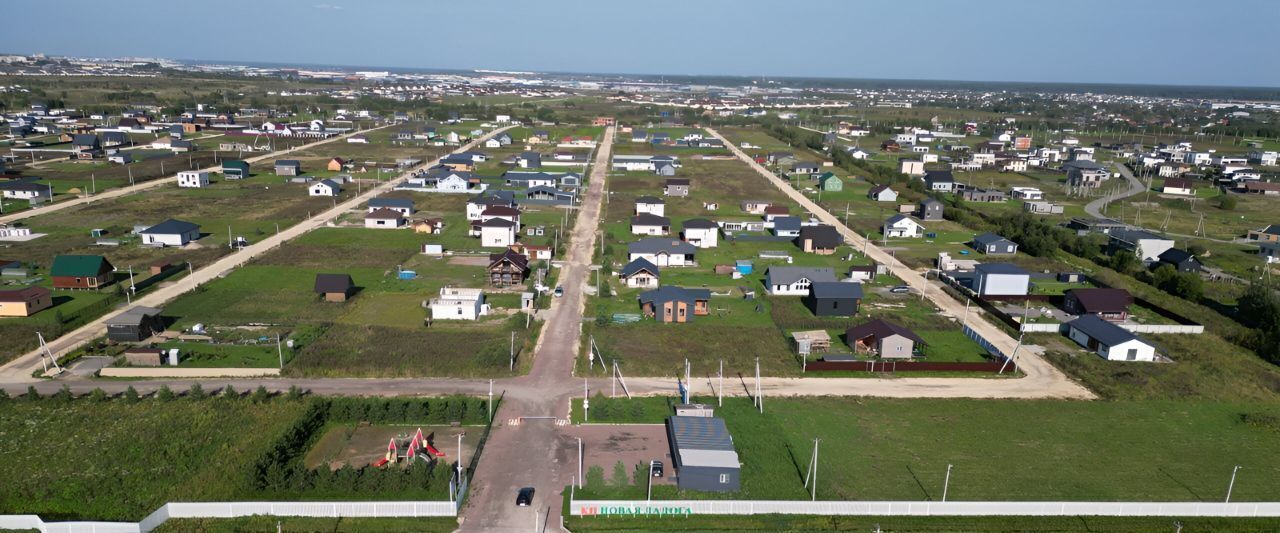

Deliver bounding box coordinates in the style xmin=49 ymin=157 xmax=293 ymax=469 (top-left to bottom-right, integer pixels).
xmin=314 ymin=273 xmax=355 ymax=302
xmin=105 ymin=306 xmax=164 ymax=343
xmin=666 ymin=416 xmax=741 ymax=492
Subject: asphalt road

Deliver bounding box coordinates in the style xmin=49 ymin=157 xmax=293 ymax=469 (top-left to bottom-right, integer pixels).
xmin=0 ymin=126 xmax=510 ymax=381
xmin=1083 ymin=161 xmax=1147 ymax=220
xmin=0 ymin=124 xmax=392 ymax=226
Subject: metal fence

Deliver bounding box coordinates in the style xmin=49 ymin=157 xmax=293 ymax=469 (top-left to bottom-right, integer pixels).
xmin=570 ymin=499 xmax=1280 ymax=518
xmin=0 ymin=501 xmax=457 ymax=533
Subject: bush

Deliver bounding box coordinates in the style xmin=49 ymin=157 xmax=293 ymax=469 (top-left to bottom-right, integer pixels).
xmin=611 ymin=461 xmax=630 ymax=487
xmin=1219 ymin=194 xmax=1238 ymax=210
xmin=156 ymin=385 xmax=175 ymax=402
xmin=124 ymin=386 xmax=140 ymax=403
xmin=188 ymin=383 xmax=206 ymax=400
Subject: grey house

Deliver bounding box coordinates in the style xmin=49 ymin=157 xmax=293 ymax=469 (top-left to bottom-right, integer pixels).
xmin=972 ymin=232 xmax=1018 ymax=255
xmin=805 ymin=282 xmax=862 ymax=317
xmin=105 ymin=306 xmax=164 ymax=343
xmin=918 ymin=198 xmax=945 ymax=221
xmin=275 ymin=160 xmax=302 ymax=176
xmin=666 ymin=416 xmax=741 ymax=492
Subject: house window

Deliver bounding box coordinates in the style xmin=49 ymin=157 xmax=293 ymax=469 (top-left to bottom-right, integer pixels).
xmin=457 ymin=308 xmax=462 ymax=315
xmin=1126 ymin=349 xmax=1138 ymax=361
xmin=719 ymin=474 xmax=729 ymax=484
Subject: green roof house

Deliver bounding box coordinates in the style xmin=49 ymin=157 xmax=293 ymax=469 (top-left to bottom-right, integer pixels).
xmin=51 ymin=255 xmax=115 ymax=290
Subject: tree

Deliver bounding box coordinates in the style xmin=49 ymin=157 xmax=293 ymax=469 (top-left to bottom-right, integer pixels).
xmin=188 ymin=383 xmax=206 ymax=400
xmin=124 ymin=386 xmax=140 ymax=403
xmin=1219 ymin=194 xmax=1238 ymax=210
xmin=611 ymin=460 xmax=630 ymax=487
xmin=1108 ymin=250 xmax=1139 ymax=275
xmin=251 ymin=385 xmax=271 ymax=403
xmin=223 ymin=384 xmax=239 ymax=399
xmin=24 ymin=385 xmax=39 ymax=401
xmin=88 ymin=388 xmax=107 ymax=402
xmin=585 ymin=465 xmax=606 ymax=488
xmin=156 ymin=385 xmax=175 ymax=402
xmin=286 ymin=385 xmax=304 ymax=401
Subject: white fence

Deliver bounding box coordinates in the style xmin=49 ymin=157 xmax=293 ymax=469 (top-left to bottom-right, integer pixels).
xmin=0 ymin=501 xmax=457 ymax=533
xmin=1019 ymin=322 xmax=1204 ymax=334
xmin=570 ymin=499 xmax=1280 ymax=518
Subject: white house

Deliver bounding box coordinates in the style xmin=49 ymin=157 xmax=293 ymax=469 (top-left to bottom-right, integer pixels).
xmin=973 ymin=263 xmax=1031 ymax=297
xmin=1067 ymin=315 xmax=1156 ymax=362
xmin=1010 ymin=187 xmax=1043 ymax=200
xmin=138 ymin=219 xmax=201 ymax=247
xmin=478 ymin=218 xmax=517 ymax=247
xmin=635 ymin=196 xmax=666 ymax=217
xmin=681 ymin=219 xmax=719 ymax=248
xmin=364 ymin=208 xmax=406 ymax=229
xmin=868 ymin=185 xmax=898 ymax=202
xmin=764 ymin=266 xmax=837 ymax=296
xmin=900 ymin=159 xmax=925 ymax=176
xmin=882 ymin=214 xmax=924 ymax=238
xmin=429 ymin=287 xmax=489 ymax=321
xmin=631 ymin=214 xmax=670 ymax=236
xmin=177 ymin=171 xmax=210 ymax=188
xmin=847 ymin=147 xmax=872 ymax=160
xmin=309 ymin=179 xmax=340 ymax=197
xmin=628 ymin=238 xmax=697 ymax=267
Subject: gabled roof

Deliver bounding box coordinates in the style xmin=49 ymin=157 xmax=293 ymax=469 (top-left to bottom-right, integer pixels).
xmin=72 ymin=134 xmax=99 ymax=146
xmin=1163 ymin=177 xmax=1194 ymax=189
xmin=773 ymin=216 xmax=802 ymax=232
xmin=869 ymin=184 xmax=895 ymax=196
xmin=766 ymin=266 xmax=836 ymax=286
xmin=482 ymin=206 xmax=521 ymax=217
xmin=798 ymin=225 xmax=840 ymax=248
xmin=884 ymin=214 xmax=920 ymax=226
xmin=1069 ymin=314 xmax=1142 ymax=346
xmin=629 ymin=238 xmax=696 ymax=255
xmin=104 ymin=306 xmax=161 ymax=327
xmin=0 ymin=286 xmax=49 ymax=302
xmin=621 ymin=257 xmax=659 ymax=278
xmin=365 ymin=208 xmax=403 ymax=220
xmin=846 ymin=319 xmax=926 ymax=345
xmin=276 ymin=159 xmax=301 ymax=167
xmin=631 ymin=213 xmax=670 ymax=226
xmin=1158 ymin=248 xmax=1199 ymax=266
xmin=924 ymin=170 xmax=954 ymax=183
xmin=1067 ymin=288 xmax=1132 ymax=314
xmin=1256 ymin=224 xmax=1280 ymax=236
xmin=314 ymin=273 xmax=354 ymax=294
xmin=810 ymin=281 xmax=862 ymax=300
xmin=488 ymin=249 xmax=529 ymax=270
xmin=140 ymin=219 xmax=200 ymax=235
xmin=682 ymin=218 xmax=717 ymax=230
xmin=920 ymin=197 xmax=943 ymax=206
xmin=636 ymin=195 xmax=664 ymax=205
xmin=974 ymin=263 xmax=1029 ymax=276
xmin=369 ymin=197 xmax=414 ymax=210
xmin=315 ymin=179 xmax=340 ymax=189
xmin=638 ymin=286 xmax=710 ymax=305
xmin=973 ymin=232 xmax=1014 ymax=248
xmin=665 ymin=178 xmax=690 ymax=186
xmin=222 ymin=159 xmax=250 ymax=170
xmin=479 ymin=217 xmax=516 ymax=228
xmin=51 ymin=255 xmax=113 ymax=277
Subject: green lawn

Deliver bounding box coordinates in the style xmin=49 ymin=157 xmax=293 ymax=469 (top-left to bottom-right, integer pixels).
xmin=154 ymin=517 xmax=459 ymax=532
xmin=572 ymin=396 xmax=1280 ymax=504
xmin=566 ymin=514 xmax=1280 ymax=532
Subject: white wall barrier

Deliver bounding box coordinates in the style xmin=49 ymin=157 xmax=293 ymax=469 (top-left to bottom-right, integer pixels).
xmin=0 ymin=501 xmax=457 ymax=533
xmin=571 ymin=499 xmax=1280 ymax=518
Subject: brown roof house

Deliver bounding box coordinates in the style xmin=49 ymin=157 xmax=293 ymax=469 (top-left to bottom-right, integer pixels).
xmin=0 ymin=286 xmax=52 ymax=317
xmin=314 ymin=273 xmax=355 ymax=302
xmin=845 ymin=319 xmax=926 ymax=359
xmin=1063 ymin=288 xmax=1133 ymax=322
xmin=488 ymin=249 xmax=529 ymax=287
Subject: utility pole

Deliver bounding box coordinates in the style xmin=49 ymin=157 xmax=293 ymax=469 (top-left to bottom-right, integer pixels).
xmin=942 ymin=464 xmax=953 ymax=502
xmin=509 ymin=331 xmax=515 ymax=371
xmin=276 ymin=334 xmax=284 ymax=369
xmin=1226 ymin=465 xmax=1242 ymax=503
xmin=755 ymin=357 xmax=762 ymax=414
xmin=577 ymin=437 xmax=584 ymax=489
xmin=718 ymin=359 xmax=723 ymax=407
xmin=488 ymin=379 xmax=494 ymax=422
xmin=583 ymin=378 xmax=589 ymax=423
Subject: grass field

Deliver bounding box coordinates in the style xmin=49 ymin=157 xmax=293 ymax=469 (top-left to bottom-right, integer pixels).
xmin=153 ymin=517 xmax=459 ymax=533
xmin=566 ymin=514 xmax=1280 ymax=532
xmin=572 ymin=396 xmax=1280 ymax=504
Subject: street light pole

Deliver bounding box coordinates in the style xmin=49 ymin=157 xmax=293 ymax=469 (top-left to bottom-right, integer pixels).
xmin=942 ymin=464 xmax=953 ymax=502
xmin=577 ymin=437 xmax=583 ymax=489
xmin=1226 ymin=465 xmax=1242 ymax=503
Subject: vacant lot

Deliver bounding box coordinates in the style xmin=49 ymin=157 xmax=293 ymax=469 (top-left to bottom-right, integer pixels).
xmin=574 ymin=396 xmax=1280 ymax=503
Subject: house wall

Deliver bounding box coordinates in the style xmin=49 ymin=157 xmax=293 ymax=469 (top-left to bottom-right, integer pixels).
xmin=977 ymin=273 xmax=1029 ymax=296
xmin=1101 ymin=339 xmax=1156 ymax=362
xmin=632 ymin=224 xmax=667 ymax=236
xmin=686 ymin=229 xmax=718 ymax=248
xmin=879 ymin=334 xmax=914 ymax=359
xmin=676 ymin=465 xmax=740 ymax=492
xmin=481 ymin=226 xmax=516 ymax=247
xmin=625 ymin=272 xmax=657 ymax=288
xmin=0 ymin=297 xmax=48 ymax=317
xmin=805 ymin=296 xmax=857 ymax=317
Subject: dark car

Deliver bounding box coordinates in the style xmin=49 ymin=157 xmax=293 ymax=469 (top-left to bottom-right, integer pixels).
xmin=516 ymin=487 xmax=535 ymax=506
xmin=651 ymin=461 xmax=664 ymax=478
xmin=554 ymin=286 xmax=564 ymax=298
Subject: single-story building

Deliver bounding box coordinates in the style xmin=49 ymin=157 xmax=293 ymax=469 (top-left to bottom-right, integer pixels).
xmin=972 ymin=232 xmax=1018 ymax=255
xmin=1063 ymin=288 xmax=1132 ymax=321
xmin=666 ymin=415 xmax=740 ymax=492
xmin=804 ymin=282 xmax=862 ymax=317
xmin=0 ymin=286 xmax=53 ymax=317
xmin=974 ymin=263 xmax=1031 ymax=297
xmin=314 ymin=273 xmax=355 ymax=302
xmin=275 ymin=160 xmax=302 ymax=176
xmin=638 ymin=286 xmax=711 ymax=323
xmin=845 ymin=319 xmax=926 ymax=359
xmin=797 ymin=225 xmax=840 ymax=255
xmin=51 ymin=255 xmax=115 ymax=290
xmin=105 ymin=306 xmax=164 ymax=343
xmin=139 ymin=219 xmax=201 ymax=247
xmin=620 ymin=257 xmax=660 ymax=288
xmin=765 ymin=266 xmax=837 ymax=296
xmin=364 ymin=208 xmax=407 ymax=229
xmin=1066 ymin=314 xmax=1157 ymax=362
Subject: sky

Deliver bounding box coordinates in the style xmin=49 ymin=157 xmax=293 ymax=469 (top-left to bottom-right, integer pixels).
xmin=3 ymin=0 xmax=1278 ymax=87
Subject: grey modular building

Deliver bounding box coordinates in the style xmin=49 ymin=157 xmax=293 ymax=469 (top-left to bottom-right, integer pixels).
xmin=666 ymin=416 xmax=741 ymax=492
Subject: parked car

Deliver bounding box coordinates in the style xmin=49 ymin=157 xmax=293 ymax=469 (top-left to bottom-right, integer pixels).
xmin=516 ymin=487 xmax=535 ymax=506
xmin=554 ymin=286 xmax=564 ymax=298
xmin=890 ymin=285 xmax=912 ymax=293
xmin=651 ymin=461 xmax=664 ymax=478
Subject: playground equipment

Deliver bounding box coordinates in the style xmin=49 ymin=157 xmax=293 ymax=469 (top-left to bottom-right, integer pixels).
xmin=373 ymin=428 xmax=445 ymax=468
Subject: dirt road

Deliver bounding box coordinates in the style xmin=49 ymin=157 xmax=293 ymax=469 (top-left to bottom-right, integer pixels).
xmin=0 ymin=126 xmax=510 ymax=381
xmin=0 ymin=125 xmax=390 ymax=226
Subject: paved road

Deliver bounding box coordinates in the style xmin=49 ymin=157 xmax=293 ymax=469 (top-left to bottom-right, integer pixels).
xmin=0 ymin=125 xmax=389 ymax=225
xmin=0 ymin=126 xmax=510 ymax=381
xmin=1083 ymin=161 xmax=1146 ymax=220
xmin=705 ymin=127 xmax=1094 ymax=401
xmin=458 ymin=126 xmax=615 ymax=533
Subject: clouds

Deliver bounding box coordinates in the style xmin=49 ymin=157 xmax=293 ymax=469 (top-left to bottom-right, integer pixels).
xmin=313 ymin=3 xmax=342 ymax=9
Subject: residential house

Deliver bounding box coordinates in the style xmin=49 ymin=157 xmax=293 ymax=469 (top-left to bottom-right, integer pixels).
xmin=326 ymin=157 xmax=349 ymax=172
xmin=817 ymin=172 xmax=843 ymax=191
xmin=487 ymin=249 xmax=529 ymax=287
xmin=631 ymin=213 xmax=671 ymax=236
xmin=620 ymin=257 xmax=660 ymax=288
xmin=314 ymin=273 xmax=355 ymax=302
xmin=1010 ymin=187 xmax=1043 ymax=200
xmin=466 ymin=194 xmax=515 ymax=220
xmin=741 ymin=200 xmax=772 ymax=214
xmin=845 ymin=319 xmax=926 ymax=359
xmin=1066 ymin=315 xmax=1156 ymax=362
xmin=763 ymin=205 xmax=790 ymax=221
xmin=0 ymin=180 xmax=53 ymax=203
xmin=960 ymin=188 xmax=1007 ymax=202
xmin=412 ymin=218 xmax=445 ymax=234
xmin=772 ymin=216 xmax=802 ymax=237
xmin=918 ymin=198 xmax=944 ymax=221
xmin=900 ymin=159 xmax=925 ymax=177
xmin=1161 ymin=177 xmax=1195 ymax=196
xmin=923 ymin=170 xmax=956 ymax=192
xmin=0 ymin=286 xmax=52 ymax=317
xmin=430 ymin=287 xmax=489 ymax=321
xmin=791 ymin=161 xmax=820 ymax=175
xmin=1247 ymin=224 xmax=1280 ymax=243
xmin=765 ymin=266 xmax=837 ymax=296
xmin=275 ymin=160 xmax=302 ymax=176
xmin=1064 ymin=160 xmax=1109 ymax=188
xmin=628 ymin=238 xmax=697 ymax=267
xmin=177 ymin=171 xmax=209 ymax=188
xmin=804 ymin=282 xmax=862 ymax=317
xmin=368 ymin=197 xmax=415 ymax=217
xmin=364 ymin=208 xmax=406 ymax=229
xmin=139 ymin=219 xmax=200 ymax=247
xmin=973 ymin=263 xmax=1030 ymax=297
xmin=635 ymin=196 xmax=666 ymax=217
xmin=1023 ymin=201 xmax=1065 ymax=215
xmin=1108 ymin=229 xmax=1174 ymax=264
xmin=51 ymin=255 xmax=115 ymax=289
xmin=478 ymin=218 xmax=517 ymax=247
xmin=1156 ymin=248 xmax=1202 ymax=273
xmin=868 ymin=185 xmax=898 ymax=202
xmin=72 ymin=134 xmax=101 ymax=159
xmin=222 ymin=160 xmax=250 ymax=179
xmin=972 ymin=232 xmax=1018 ymax=255
xmin=1063 ymin=288 xmax=1133 ymax=321
xmin=638 ymin=286 xmax=711 ymax=323
xmin=882 ymin=214 xmax=924 ymax=238
xmin=105 ymin=306 xmax=164 ymax=343
xmin=1258 ymin=242 xmax=1280 ymax=263
xmin=664 ymin=178 xmax=690 ymax=197
xmin=681 ymin=219 xmax=719 ymax=248
xmin=797 ymin=225 xmax=840 ymax=255
xmin=309 ymin=179 xmax=341 ymax=197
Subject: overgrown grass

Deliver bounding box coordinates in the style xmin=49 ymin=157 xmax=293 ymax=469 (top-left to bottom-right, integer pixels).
xmin=566 ymin=514 xmax=1280 ymax=532
xmin=153 ymin=517 xmax=459 ymax=533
